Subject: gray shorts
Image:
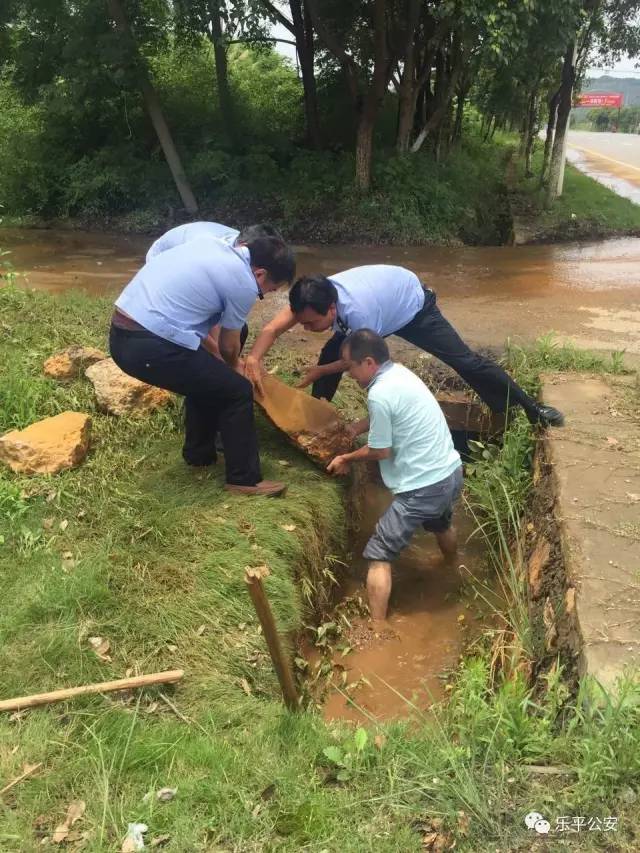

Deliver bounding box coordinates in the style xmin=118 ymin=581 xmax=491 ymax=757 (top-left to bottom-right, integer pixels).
xmin=363 ymin=466 xmax=463 ymax=563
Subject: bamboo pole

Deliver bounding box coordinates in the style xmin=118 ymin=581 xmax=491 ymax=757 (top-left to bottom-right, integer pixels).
xmin=245 ymin=566 xmax=300 ymax=711
xmin=0 ymin=670 xmax=184 ymax=713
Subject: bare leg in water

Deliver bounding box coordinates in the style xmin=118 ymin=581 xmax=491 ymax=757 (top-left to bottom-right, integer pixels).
xmin=367 ymin=560 xmax=392 ymax=622
xmin=436 ymin=525 xmax=458 ymax=565
xmin=366 ymin=527 xmax=458 ymax=622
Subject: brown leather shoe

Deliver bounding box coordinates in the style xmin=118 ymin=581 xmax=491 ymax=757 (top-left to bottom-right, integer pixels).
xmin=224 ymin=480 xmax=287 ymax=497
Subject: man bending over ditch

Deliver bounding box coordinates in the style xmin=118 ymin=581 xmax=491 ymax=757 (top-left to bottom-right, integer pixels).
xmin=110 ymin=232 xmax=294 ymax=497
xmin=327 ymin=330 xmax=463 ymax=621
xmin=245 ymin=265 xmax=564 ymax=427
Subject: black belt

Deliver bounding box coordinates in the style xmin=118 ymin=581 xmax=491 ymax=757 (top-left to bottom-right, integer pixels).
xmin=111 ymin=309 xmax=147 ymax=332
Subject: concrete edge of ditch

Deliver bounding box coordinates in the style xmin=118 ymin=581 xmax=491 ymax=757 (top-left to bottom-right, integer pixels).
xmin=526 ymin=435 xmax=583 ymax=687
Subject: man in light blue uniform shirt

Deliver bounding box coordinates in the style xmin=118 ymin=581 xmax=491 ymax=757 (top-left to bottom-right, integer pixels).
xmin=145 ymin=222 xmax=282 ymax=358
xmin=246 ymin=265 xmax=564 ymax=427
xmin=327 ymin=329 xmax=463 ymax=621
xmin=146 ymin=221 xmax=239 ymax=263
xmin=110 ymin=233 xmax=295 ymax=497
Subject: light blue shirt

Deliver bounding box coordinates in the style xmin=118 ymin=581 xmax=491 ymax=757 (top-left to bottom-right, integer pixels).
xmin=367 ymin=362 xmax=461 ymax=494
xmin=116 ymin=238 xmax=257 ymax=350
xmin=329 ymin=265 xmax=425 ymax=337
xmin=146 ymin=222 xmax=239 ymax=263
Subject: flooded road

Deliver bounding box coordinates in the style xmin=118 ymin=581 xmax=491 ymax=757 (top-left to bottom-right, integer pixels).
xmin=3 ymin=227 xmax=640 ymax=361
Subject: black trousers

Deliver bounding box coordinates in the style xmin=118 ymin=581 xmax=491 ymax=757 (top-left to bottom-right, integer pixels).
xmin=311 ymin=291 xmax=537 ymax=416
xmin=109 ymin=324 xmax=261 ymax=485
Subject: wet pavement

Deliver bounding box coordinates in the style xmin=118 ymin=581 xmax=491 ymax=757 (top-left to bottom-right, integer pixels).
xmin=567 ymin=130 xmax=640 ymax=206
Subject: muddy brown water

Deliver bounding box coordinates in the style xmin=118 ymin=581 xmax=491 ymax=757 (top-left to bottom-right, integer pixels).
xmin=307 ymin=481 xmax=491 ymax=723
xmin=3 ymin=228 xmax=640 ymax=360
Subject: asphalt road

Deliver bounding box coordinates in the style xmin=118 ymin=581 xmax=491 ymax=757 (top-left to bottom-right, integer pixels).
xmin=567 ymin=130 xmax=640 ymax=202
xmin=568 ymin=130 xmax=640 ymax=169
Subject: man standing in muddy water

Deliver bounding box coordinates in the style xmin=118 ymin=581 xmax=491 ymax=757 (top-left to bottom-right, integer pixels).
xmin=110 ymin=232 xmax=295 ymax=497
xmin=326 ymin=330 xmax=463 ymax=621
xmin=244 ymin=264 xmax=564 ymax=427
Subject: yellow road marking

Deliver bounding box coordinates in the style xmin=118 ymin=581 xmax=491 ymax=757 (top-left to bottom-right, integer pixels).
xmin=568 ymin=143 xmax=640 ymax=175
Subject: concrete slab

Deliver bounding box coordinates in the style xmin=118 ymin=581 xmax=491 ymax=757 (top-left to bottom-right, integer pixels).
xmin=542 ymin=373 xmax=640 ymax=694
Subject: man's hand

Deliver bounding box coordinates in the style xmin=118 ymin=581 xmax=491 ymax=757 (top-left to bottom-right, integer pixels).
xmin=235 ymin=357 xmax=246 ymax=377
xmin=327 ymin=455 xmax=351 ymax=476
xmin=245 ymin=354 xmax=265 ymax=396
xmin=297 ymin=365 xmax=325 ymax=389
xmin=346 ymin=418 xmax=370 ymax=440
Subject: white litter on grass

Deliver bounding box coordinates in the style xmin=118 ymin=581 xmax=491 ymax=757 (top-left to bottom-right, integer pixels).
xmin=122 ymin=822 xmax=148 ymax=851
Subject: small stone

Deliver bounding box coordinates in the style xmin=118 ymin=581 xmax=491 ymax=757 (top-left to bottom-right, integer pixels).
xmin=43 ymin=346 xmax=106 ymax=381
xmin=565 ymin=587 xmax=576 ymax=616
xmin=0 ymin=412 xmax=91 ymax=475
xmin=85 ymin=359 xmax=172 ymax=417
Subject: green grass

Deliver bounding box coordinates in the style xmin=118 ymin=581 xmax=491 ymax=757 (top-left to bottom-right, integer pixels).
xmin=2 ymin=288 xmax=640 ymax=851
xmin=512 ymin=147 xmax=640 ymax=241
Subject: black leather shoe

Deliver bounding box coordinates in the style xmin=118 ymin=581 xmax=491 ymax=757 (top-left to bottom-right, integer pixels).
xmin=528 ymin=405 xmax=565 ymax=428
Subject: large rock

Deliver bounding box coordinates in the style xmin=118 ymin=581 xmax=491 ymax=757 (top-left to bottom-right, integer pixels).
xmin=85 ymin=358 xmax=172 ymax=417
xmin=0 ymin=412 xmax=91 ymax=475
xmin=44 ymin=346 xmax=107 ymax=381
xmin=255 ymin=374 xmax=352 ymax=467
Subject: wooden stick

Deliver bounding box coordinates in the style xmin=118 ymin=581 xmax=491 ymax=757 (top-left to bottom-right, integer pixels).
xmin=0 ymin=670 xmax=184 ymax=713
xmin=521 ymin=764 xmax=576 ymax=776
xmin=245 ymin=566 xmax=299 ymax=711
xmin=0 ymin=762 xmax=42 ymax=796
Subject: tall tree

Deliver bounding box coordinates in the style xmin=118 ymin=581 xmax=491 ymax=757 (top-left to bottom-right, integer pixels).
xmin=307 ymin=0 xmax=394 ymax=190
xmin=106 ymin=0 xmax=198 ymax=212
xmin=260 ymin=0 xmax=321 ymax=148
xmin=174 ymin=0 xmax=270 ymax=146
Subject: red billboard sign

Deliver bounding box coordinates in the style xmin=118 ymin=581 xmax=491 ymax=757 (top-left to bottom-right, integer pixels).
xmin=576 ymin=92 xmax=624 ymax=108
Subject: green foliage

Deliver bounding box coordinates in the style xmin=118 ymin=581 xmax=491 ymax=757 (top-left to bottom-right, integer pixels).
xmin=0 ymin=78 xmax=51 ymax=214
xmin=583 ymin=105 xmax=640 ymax=133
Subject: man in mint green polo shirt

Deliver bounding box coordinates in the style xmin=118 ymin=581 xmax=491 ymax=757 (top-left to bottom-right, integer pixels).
xmin=327 ymin=329 xmax=463 ymax=621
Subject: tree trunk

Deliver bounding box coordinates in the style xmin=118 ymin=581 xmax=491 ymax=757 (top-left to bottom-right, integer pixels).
xmin=355 ymin=113 xmax=375 ymax=191
xmin=411 ymin=42 xmax=463 ymax=153
xmin=452 ymin=85 xmax=466 ymax=143
xmin=105 ymin=0 xmax=198 ymax=213
xmin=397 ymin=77 xmax=418 ymax=153
xmin=395 ymin=0 xmax=421 ymax=153
xmin=290 ymin=0 xmax=321 ymax=148
xmin=209 ymin=3 xmax=236 ymax=146
xmin=546 ymin=43 xmax=576 ymax=207
xmin=540 ymin=88 xmax=560 ymax=188
xmin=524 ymin=88 xmax=538 ymax=177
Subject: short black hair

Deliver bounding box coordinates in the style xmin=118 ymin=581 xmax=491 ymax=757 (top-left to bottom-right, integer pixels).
xmin=246 ymin=236 xmax=295 ymax=285
xmin=343 ymin=329 xmax=390 ymax=364
xmin=289 ymin=275 xmax=338 ymax=315
xmin=237 ymin=223 xmax=284 ymax=243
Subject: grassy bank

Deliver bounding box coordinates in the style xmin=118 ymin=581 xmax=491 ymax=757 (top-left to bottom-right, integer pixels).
xmin=509 ymin=148 xmax=640 ymax=244
xmin=2 ymin=288 xmax=640 ymax=852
